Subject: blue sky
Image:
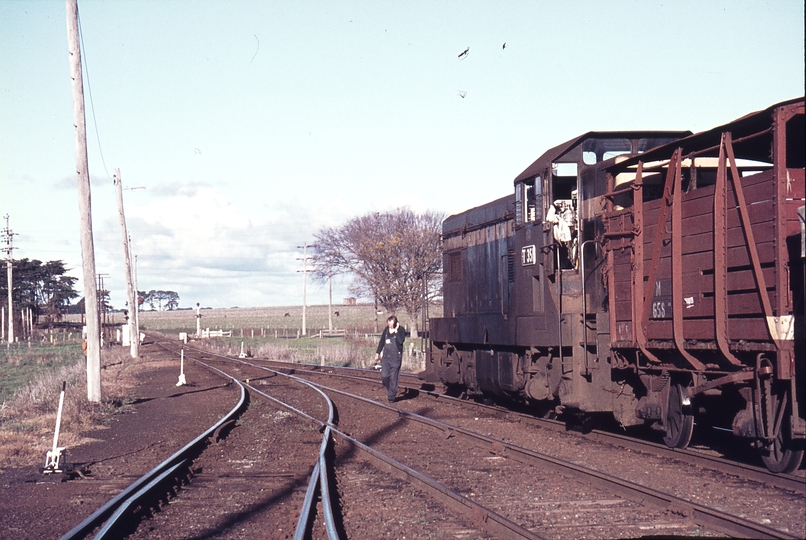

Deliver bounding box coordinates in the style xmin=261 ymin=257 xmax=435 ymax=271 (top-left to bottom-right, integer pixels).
xmin=1 ymin=0 xmax=804 ymax=309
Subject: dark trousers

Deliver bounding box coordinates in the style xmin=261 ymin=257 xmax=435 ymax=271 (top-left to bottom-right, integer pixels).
xmin=381 ymin=351 xmax=402 ymax=402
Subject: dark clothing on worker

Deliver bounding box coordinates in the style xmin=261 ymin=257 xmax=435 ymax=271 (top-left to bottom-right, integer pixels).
xmin=376 ymin=325 xmax=406 ymax=402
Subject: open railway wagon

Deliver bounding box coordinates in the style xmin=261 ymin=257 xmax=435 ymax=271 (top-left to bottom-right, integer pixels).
xmin=425 ymin=98 xmax=805 ymax=473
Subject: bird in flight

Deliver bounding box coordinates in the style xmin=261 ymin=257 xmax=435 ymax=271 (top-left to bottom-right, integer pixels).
xmin=458 ymin=47 xmax=469 ymax=59
xmin=502 ymin=42 xmax=507 ymax=49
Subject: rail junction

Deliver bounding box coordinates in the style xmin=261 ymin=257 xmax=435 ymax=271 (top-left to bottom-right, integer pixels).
xmin=51 ymin=337 xmax=805 ymax=539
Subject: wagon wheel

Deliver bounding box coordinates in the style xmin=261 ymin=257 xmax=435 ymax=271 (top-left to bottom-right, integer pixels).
xmin=761 ymin=413 xmax=805 ymax=474
xmin=663 ymin=384 xmax=694 ymax=449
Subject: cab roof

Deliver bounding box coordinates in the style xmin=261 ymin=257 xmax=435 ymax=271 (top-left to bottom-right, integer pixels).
xmin=513 ymin=130 xmax=691 ymax=184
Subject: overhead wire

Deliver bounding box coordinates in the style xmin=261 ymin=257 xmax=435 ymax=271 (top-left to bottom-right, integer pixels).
xmin=77 ymin=6 xmax=112 ymax=179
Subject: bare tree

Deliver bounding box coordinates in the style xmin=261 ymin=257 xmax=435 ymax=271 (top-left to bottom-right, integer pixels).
xmin=312 ymin=208 xmax=443 ymax=337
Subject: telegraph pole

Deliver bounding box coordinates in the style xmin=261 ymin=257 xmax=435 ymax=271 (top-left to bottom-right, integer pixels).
xmin=2 ymin=214 xmax=16 ymax=344
xmin=132 ymin=252 xmax=139 ymax=344
xmin=97 ymin=274 xmax=109 ymax=347
xmin=114 ymin=169 xmax=138 ymax=358
xmin=296 ymin=243 xmax=311 ymax=336
xmin=328 ymin=275 xmax=333 ymax=331
xmin=67 ymin=0 xmax=101 ymax=402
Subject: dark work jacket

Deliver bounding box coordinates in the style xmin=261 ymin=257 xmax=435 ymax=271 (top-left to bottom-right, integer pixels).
xmin=375 ymin=326 xmax=406 ymax=355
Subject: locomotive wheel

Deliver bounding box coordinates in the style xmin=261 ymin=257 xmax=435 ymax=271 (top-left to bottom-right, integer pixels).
xmin=761 ymin=416 xmax=805 ymax=474
xmin=663 ymin=384 xmax=694 ymax=449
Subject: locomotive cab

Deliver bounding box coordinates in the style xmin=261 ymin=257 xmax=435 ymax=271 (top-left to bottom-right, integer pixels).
xmin=510 ymin=133 xmax=689 ymax=416
xmin=428 ymin=131 xmax=689 ymax=413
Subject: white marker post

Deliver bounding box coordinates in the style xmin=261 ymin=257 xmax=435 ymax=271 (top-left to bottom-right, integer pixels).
xmin=44 ymin=381 xmax=66 ymax=473
xmin=176 ymin=348 xmax=187 ymax=386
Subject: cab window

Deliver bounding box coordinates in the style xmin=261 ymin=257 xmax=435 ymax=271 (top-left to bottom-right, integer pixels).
xmin=516 ymin=176 xmax=542 ymax=225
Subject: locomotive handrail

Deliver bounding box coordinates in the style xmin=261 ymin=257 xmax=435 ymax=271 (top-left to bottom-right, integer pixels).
xmin=540 ymin=243 xmax=566 ymax=371
xmin=444 ymin=214 xmax=512 ymax=239
xmin=579 ymin=239 xmax=600 ymax=375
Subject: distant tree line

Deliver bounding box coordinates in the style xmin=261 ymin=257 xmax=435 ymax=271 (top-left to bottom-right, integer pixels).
xmin=0 ymin=259 xmax=79 ymax=326
xmin=139 ymin=290 xmax=180 ymax=311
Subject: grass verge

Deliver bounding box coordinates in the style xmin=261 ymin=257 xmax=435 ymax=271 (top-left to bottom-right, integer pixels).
xmin=0 ymin=346 xmax=140 ymax=472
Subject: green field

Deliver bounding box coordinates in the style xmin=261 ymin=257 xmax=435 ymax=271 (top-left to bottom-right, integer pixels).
xmin=0 ymin=343 xmax=85 ymax=403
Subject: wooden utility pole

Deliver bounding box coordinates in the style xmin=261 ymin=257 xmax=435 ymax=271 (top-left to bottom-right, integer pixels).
xmin=96 ymin=273 xmax=109 ymax=347
xmin=132 ymin=252 xmax=139 ymax=344
xmin=328 ymin=275 xmax=333 ymax=331
xmin=297 ymin=243 xmax=310 ymax=336
xmin=66 ymin=0 xmax=101 ymax=402
xmin=2 ymin=214 xmax=15 ymax=344
xmin=114 ymin=169 xmax=138 ymax=358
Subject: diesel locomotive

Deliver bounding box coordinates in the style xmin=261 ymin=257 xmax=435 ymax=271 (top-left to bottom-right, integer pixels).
xmin=425 ymin=98 xmax=805 ymax=473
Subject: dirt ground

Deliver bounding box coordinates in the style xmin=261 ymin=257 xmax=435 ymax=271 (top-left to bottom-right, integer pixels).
xmin=0 ymin=344 xmax=240 ymax=540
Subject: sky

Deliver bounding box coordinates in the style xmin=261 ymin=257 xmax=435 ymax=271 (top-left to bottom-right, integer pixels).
xmin=1 ymin=0 xmax=804 ymax=310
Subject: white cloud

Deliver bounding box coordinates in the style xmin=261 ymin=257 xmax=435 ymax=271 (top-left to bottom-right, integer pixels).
xmin=98 ymin=183 xmax=359 ymax=308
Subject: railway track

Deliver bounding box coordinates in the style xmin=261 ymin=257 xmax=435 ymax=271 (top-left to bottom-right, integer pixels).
xmin=180 ymin=343 xmax=805 ymax=538
xmin=247 ymin=357 xmax=806 ymax=494
xmin=63 ymin=339 xmax=804 ymax=538
xmin=223 ymin=352 xmax=805 ymax=537
xmin=181 ymin=343 xmax=541 ymax=539
xmin=60 ymin=353 xmax=248 ymax=539
xmin=66 ymin=339 xmax=531 ymax=539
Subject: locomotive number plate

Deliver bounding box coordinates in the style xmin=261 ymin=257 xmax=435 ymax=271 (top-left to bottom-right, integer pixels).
xmin=522 ymin=245 xmax=536 ymax=266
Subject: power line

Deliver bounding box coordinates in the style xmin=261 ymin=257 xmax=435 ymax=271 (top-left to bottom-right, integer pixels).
xmin=77 ymin=6 xmax=111 ymax=179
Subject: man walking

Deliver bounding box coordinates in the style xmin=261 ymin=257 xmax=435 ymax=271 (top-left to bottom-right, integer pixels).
xmin=375 ymin=315 xmax=406 ymax=403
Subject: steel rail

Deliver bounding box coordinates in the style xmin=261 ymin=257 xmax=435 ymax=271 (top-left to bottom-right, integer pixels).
xmin=183 ymin=347 xmax=542 ymax=539
xmin=152 ymin=339 xmax=341 ymax=540
xmin=98 ymin=339 xmax=340 ymax=539
xmin=298 ymin=379 xmax=801 ymax=540
xmin=94 ymin=459 xmax=189 ymax=538
xmin=183 ymin=345 xmax=804 ymax=535
xmin=329 ymin=426 xmax=544 ymax=540
xmin=60 ymin=349 xmax=247 ymax=540
xmin=259 ymin=359 xmax=805 ymax=493
xmin=240 ymin=366 xmax=540 ymax=539
xmin=242 ymin=379 xmax=338 ymax=540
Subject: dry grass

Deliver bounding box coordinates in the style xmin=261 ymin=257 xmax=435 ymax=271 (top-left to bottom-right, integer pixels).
xmin=0 ymin=347 xmax=141 ymax=472
xmin=128 ymin=303 xmax=433 ymax=373
xmin=189 ymin=333 xmax=425 ymax=373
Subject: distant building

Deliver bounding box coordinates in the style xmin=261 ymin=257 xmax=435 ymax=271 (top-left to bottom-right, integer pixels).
xmin=343 ymin=297 xmax=356 ymax=306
